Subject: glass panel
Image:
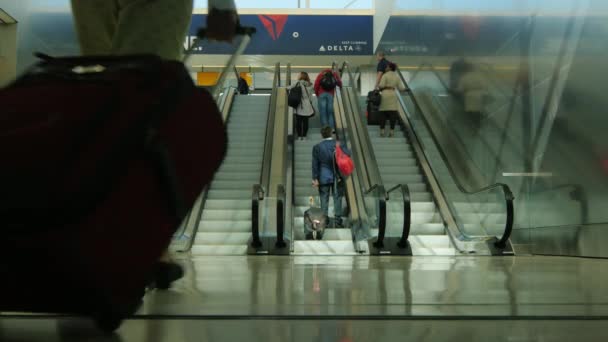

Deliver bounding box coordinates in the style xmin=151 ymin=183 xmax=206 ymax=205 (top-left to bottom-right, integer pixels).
xmin=399 ymin=92 xmax=508 ymax=239
xmin=363 ymin=188 xmax=381 ymax=233
xmin=381 ymin=0 xmax=608 ymax=252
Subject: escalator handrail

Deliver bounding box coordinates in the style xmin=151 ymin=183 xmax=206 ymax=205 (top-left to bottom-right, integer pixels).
xmin=251 ymin=63 xmax=280 ymax=248
xmin=396 ymin=69 xmax=515 ymax=249
xmin=251 ymin=185 xmax=264 ymax=248
xmin=387 ymin=184 xmax=412 ymax=249
xmin=276 ymin=184 xmax=287 ymax=248
xmin=343 ymin=62 xmax=407 ymax=249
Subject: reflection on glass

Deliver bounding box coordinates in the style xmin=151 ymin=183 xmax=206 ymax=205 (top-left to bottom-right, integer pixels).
xmin=380 ymin=0 xmax=608 ymax=252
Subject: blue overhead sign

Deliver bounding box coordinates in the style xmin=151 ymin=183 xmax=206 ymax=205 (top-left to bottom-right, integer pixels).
xmin=187 ymin=14 xmax=373 ymax=55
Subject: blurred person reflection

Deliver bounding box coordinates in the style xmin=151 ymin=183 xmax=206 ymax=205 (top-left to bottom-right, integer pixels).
xmin=457 ymin=62 xmax=486 ymax=133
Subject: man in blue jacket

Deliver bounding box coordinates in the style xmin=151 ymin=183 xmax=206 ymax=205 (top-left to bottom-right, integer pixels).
xmin=312 ymin=126 xmax=351 ymax=227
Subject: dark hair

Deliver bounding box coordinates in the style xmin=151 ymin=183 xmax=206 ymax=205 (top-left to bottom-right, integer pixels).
xmin=299 ymin=72 xmax=310 ymax=83
xmin=388 ymin=62 xmax=397 ymax=72
xmin=321 ymin=126 xmax=333 ymax=138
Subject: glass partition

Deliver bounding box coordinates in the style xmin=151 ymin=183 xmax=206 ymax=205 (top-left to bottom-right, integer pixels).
xmin=399 ymin=92 xmax=509 ymax=240
xmin=382 ymin=0 xmax=608 ymax=254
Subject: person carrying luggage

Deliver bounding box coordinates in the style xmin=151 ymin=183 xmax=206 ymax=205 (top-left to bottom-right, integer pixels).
xmin=288 ymin=72 xmax=315 ymax=140
xmin=378 ymin=62 xmax=406 ymax=137
xmin=314 ymin=68 xmax=342 ymax=131
xmin=70 ymin=0 xmax=239 ymax=288
xmin=312 ymin=126 xmax=351 ymax=227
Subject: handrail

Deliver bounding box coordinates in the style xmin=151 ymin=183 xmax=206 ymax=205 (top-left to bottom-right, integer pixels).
xmin=333 ymin=85 xmax=367 ymax=244
xmin=251 ymin=63 xmax=280 ymax=249
xmin=276 ymin=184 xmax=287 ymax=248
xmin=397 ymin=69 xmax=515 ymax=249
xmin=286 ymin=63 xmax=292 ymax=86
xmin=364 ymin=184 xmax=382 ymax=195
xmin=387 ymin=184 xmax=412 ymax=249
xmin=342 ymin=62 xmax=384 ymax=191
xmin=251 ymin=185 xmax=264 ymax=248
xmin=342 ymin=61 xmax=411 ymax=250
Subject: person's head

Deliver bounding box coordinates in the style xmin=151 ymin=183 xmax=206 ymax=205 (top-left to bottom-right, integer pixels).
xmin=387 ymin=62 xmax=397 ymax=72
xmin=376 ymin=51 xmax=385 ymax=61
xmin=321 ymin=126 xmax=333 ymax=139
xmin=299 ymin=72 xmax=310 ymax=83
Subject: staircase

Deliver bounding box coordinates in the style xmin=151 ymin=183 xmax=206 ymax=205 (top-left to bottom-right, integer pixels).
xmin=191 ymin=95 xmax=270 ymax=255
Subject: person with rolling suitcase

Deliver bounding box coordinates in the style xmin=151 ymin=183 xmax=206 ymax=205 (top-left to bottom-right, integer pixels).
xmin=0 ymin=0 xmax=249 ymax=333
xmin=366 ymin=89 xmax=382 ymax=125
xmin=312 ymin=126 xmax=352 ymax=228
xmin=378 ymin=62 xmax=406 ymax=137
xmin=69 ymin=0 xmax=241 ymax=287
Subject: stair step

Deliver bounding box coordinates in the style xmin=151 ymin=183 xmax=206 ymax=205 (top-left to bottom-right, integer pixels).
xmin=222 ymin=156 xmax=265 ymax=164
xmin=217 ymin=164 xmax=261 ymax=173
xmin=210 ymin=180 xmax=258 ymax=190
xmin=204 ymin=199 xmax=250 ymax=210
xmin=380 ymin=174 xmax=425 ymax=183
xmin=207 ymin=189 xmax=251 ymax=199
xmin=213 ymin=173 xmax=259 ymax=181
xmin=201 ymin=209 xmax=252 ymax=221
xmin=198 ymin=219 xmax=252 ymax=232
xmin=195 ymin=232 xmax=251 ymax=245
xmin=385 ymin=211 xmax=443 ymax=224
xmin=377 ymin=166 xmax=420 ymax=174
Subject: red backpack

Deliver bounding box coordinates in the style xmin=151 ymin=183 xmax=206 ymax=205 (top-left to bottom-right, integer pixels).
xmin=335 ymin=144 xmax=354 ymax=177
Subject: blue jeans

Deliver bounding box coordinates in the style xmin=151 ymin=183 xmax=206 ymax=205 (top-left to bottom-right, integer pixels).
xmin=318 ymin=92 xmax=335 ymax=129
xmin=319 ymin=182 xmax=344 ymax=225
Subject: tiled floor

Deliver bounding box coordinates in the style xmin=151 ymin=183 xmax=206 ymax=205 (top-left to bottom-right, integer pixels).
xmin=2 ymin=255 xmax=608 ymax=341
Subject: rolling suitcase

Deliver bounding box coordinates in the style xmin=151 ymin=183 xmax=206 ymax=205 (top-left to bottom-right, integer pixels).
xmin=366 ymin=90 xmax=382 ymax=125
xmin=303 ymin=197 xmax=327 ymax=240
xmin=0 ymin=26 xmax=255 ymax=332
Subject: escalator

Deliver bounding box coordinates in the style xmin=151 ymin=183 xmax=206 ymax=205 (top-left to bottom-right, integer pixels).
xmin=339 ymin=65 xmax=453 ymax=255
xmin=290 ymin=64 xmax=366 ymax=255
xmin=191 ymin=94 xmax=271 ymax=255
xmin=340 ymin=63 xmax=514 ymax=255
xmin=365 ymin=124 xmax=455 ymax=255
xmin=169 ymin=64 xmax=282 ymax=255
